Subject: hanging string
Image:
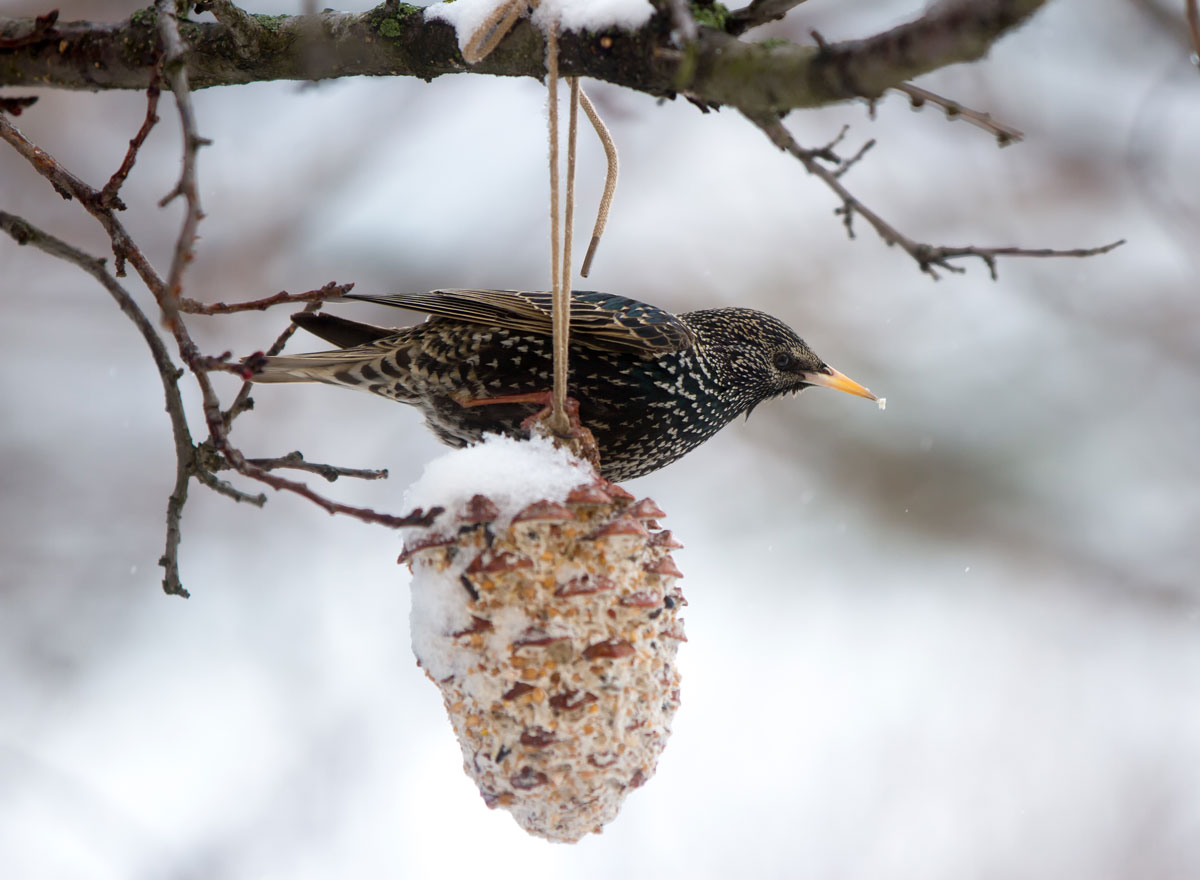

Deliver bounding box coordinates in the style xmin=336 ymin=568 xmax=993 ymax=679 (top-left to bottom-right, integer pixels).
xmin=461 ymin=0 xmax=527 ymax=64
xmin=545 ymin=25 xmax=581 ymax=437
xmin=545 ymin=22 xmax=567 ymax=434
xmin=465 ymin=10 xmax=612 ymax=438
xmin=460 ymin=7 xmax=618 ymax=283
xmin=578 ymin=88 xmax=617 ymax=278
xmin=554 ymin=76 xmax=579 ymax=433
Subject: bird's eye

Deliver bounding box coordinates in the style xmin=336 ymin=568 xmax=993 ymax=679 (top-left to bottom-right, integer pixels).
xmin=773 ymin=352 xmax=792 ymax=371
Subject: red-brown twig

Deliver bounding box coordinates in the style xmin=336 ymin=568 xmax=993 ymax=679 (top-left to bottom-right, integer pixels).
xmin=155 ymin=0 xmax=210 ymax=323
xmin=894 ymin=82 xmax=1024 ymax=146
xmin=99 ymin=63 xmax=163 ymax=212
xmin=1 ymin=108 xmax=439 ymax=596
xmin=0 ymin=209 xmax=199 ymax=597
xmin=222 ymin=300 xmax=328 ymax=425
xmin=744 ymin=110 xmax=1123 ymax=279
xmin=0 ymin=9 xmax=57 ymax=50
xmin=179 ymin=282 xmax=353 ymax=315
xmin=0 ymin=96 xmax=38 ymax=115
xmin=242 ymin=451 xmax=388 ymax=483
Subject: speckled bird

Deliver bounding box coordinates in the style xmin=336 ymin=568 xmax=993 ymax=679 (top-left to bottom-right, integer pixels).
xmin=251 ymin=290 xmax=879 ymax=482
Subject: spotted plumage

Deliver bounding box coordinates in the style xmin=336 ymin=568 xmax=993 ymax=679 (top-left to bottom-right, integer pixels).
xmin=251 ymin=289 xmax=877 ymax=482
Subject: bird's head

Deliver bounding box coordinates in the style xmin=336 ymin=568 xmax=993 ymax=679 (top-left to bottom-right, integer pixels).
xmin=684 ymin=308 xmax=878 ymax=411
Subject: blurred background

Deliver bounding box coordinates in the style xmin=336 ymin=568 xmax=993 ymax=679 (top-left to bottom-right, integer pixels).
xmin=2 ymin=0 xmax=1199 ymax=877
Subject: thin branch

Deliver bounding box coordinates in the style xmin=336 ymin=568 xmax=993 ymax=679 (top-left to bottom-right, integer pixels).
xmin=894 ymin=82 xmax=1024 ymax=146
xmin=0 ymin=96 xmax=38 ymax=115
xmin=179 ymin=281 xmax=352 ymax=315
xmin=727 ymin=0 xmax=811 ymax=36
xmin=223 ymin=300 xmax=327 ymax=426
xmin=155 ymin=0 xmax=211 ymax=323
xmin=0 ymin=112 xmax=163 ymax=287
xmin=1 ymin=111 xmax=442 ymax=593
xmin=743 ymin=110 xmax=1124 ymax=279
xmin=0 ymin=9 xmax=57 ymax=50
xmin=241 ymin=451 xmax=389 ymax=483
xmin=99 ymin=64 xmax=163 ymax=210
xmin=0 ymin=210 xmax=196 ymax=597
xmin=194 ymin=0 xmax=261 ymax=42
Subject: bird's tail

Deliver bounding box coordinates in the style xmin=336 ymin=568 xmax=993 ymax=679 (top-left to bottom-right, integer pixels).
xmin=248 ymin=354 xmax=350 ymax=384
xmin=247 ymin=349 xmax=399 ymax=389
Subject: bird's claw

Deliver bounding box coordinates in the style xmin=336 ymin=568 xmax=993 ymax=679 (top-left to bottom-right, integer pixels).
xmin=460 ymin=391 xmax=601 ymax=473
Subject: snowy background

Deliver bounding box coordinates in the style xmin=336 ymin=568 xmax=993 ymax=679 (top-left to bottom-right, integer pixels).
xmin=2 ymin=0 xmax=1199 ymax=877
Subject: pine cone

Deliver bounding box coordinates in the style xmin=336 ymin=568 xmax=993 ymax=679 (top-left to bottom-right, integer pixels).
xmin=402 ymin=438 xmax=686 ymax=843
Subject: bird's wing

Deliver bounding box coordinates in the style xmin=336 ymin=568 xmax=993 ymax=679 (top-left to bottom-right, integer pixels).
xmin=341 ymin=289 xmax=696 ymax=354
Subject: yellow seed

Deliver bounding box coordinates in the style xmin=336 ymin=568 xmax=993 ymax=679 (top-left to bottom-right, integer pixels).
xmin=532 ymin=687 xmax=547 ymax=703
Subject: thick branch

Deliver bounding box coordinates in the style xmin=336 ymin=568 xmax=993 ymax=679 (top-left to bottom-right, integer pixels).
xmin=0 ymin=1 xmax=1049 ymax=112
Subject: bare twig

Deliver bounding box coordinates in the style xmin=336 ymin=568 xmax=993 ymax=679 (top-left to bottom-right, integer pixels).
xmin=194 ymin=0 xmax=261 ymax=42
xmin=1 ymin=109 xmax=440 ymax=593
xmin=180 ymin=281 xmax=353 ymax=315
xmin=0 ymin=106 xmax=160 ymax=285
xmin=99 ymin=64 xmax=163 ymax=210
xmin=894 ymin=83 xmax=1024 ymax=146
xmin=743 ymin=110 xmax=1124 ymax=279
xmin=223 ymin=300 xmax=328 ymax=425
xmin=727 ymin=0 xmax=811 ymax=36
xmin=0 ymin=9 xmax=57 ymax=50
xmin=0 ymin=96 xmax=38 ymax=115
xmin=0 ymin=210 xmax=197 ymax=597
xmin=242 ymin=451 xmax=389 ymax=483
xmin=155 ymin=0 xmax=211 ymax=322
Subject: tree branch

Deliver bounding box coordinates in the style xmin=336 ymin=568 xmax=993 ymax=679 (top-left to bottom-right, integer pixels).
xmin=1 ymin=111 xmax=441 ymax=595
xmin=743 ymin=110 xmax=1124 ymax=278
xmin=0 ymin=1 xmax=1050 ymax=112
xmin=0 ymin=209 xmax=198 ymax=597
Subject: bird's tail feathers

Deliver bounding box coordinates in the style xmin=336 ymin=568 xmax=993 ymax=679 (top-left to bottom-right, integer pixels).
xmin=249 ymin=352 xmax=377 ymax=385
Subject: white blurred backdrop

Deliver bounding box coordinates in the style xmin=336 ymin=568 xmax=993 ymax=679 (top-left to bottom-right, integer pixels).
xmin=2 ymin=1 xmax=1199 ymax=878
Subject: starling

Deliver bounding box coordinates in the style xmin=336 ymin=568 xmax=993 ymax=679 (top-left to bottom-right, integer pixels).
xmin=251 ymin=289 xmax=878 ymax=482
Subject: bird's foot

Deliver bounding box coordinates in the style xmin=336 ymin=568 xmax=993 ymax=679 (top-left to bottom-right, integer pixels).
xmin=459 ymin=391 xmax=601 ymax=473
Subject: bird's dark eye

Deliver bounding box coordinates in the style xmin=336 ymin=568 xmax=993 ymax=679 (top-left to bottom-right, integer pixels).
xmin=773 ymin=352 xmax=792 ymax=371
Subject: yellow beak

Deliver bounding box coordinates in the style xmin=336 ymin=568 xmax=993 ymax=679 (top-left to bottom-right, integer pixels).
xmin=802 ymin=365 xmax=878 ymax=401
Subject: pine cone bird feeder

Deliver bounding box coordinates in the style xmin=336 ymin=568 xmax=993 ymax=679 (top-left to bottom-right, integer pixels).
xmin=401 ymin=435 xmax=686 ymax=842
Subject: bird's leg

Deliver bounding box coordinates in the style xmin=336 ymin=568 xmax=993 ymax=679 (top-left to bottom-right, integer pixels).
xmin=459 ymin=391 xmax=601 ymax=471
